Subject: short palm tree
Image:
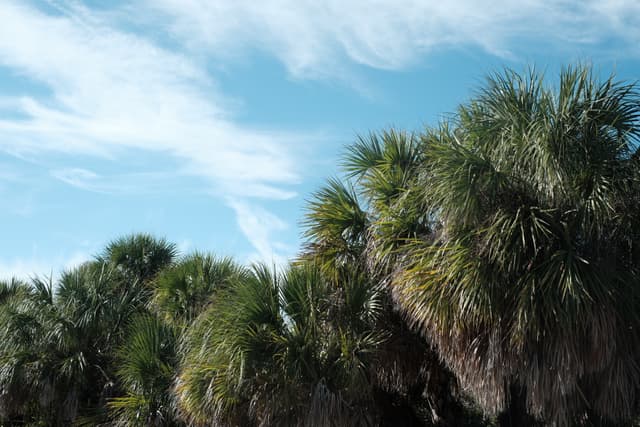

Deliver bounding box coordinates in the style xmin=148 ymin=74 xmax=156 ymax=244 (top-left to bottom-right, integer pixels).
xmin=391 ymin=66 xmax=640 ymax=425
xmin=152 ymin=252 xmax=248 ymax=327
xmin=0 ymin=277 xmax=44 ymax=423
xmin=108 ymin=253 xmax=248 ymax=426
xmin=100 ymin=233 xmax=178 ymax=284
xmin=174 ymin=262 xmax=386 ymax=426
xmin=108 ymin=314 xmax=181 ymax=426
xmin=0 ymin=259 xmax=153 ymax=425
xmin=0 ymin=270 xmax=102 ymax=425
xmin=0 ymin=278 xmax=30 ymax=305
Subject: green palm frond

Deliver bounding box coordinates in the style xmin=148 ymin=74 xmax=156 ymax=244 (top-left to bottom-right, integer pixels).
xmin=175 ymin=262 xmax=387 ymax=426
xmin=344 ymin=129 xmax=424 ymax=208
xmin=152 ymin=252 xmax=248 ymax=327
xmin=99 ymin=233 xmax=178 ymax=283
xmin=0 ymin=278 xmax=30 ymax=305
xmin=109 ymin=314 xmax=179 ymax=426
xmin=390 ymin=65 xmax=640 ymax=425
xmin=302 ymin=177 xmax=369 ymax=272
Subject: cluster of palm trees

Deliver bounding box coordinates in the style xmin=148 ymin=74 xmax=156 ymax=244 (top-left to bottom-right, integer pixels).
xmin=2 ymin=65 xmax=640 ymax=426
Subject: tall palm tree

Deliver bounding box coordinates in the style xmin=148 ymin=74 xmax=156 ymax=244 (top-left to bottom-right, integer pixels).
xmin=303 ymin=130 xmax=428 ymax=274
xmin=303 ymin=130 xmax=476 ymax=426
xmin=174 ymin=262 xmax=386 ymax=426
xmin=390 ymin=66 xmax=640 ymax=425
xmin=302 ymin=177 xmax=369 ymax=273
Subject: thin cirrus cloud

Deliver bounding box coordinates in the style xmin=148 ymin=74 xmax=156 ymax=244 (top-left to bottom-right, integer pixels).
xmin=0 ymin=1 xmax=304 ymax=263
xmin=227 ymin=198 xmax=292 ymax=266
xmin=51 ymin=168 xmax=102 ymax=192
xmin=2 ymin=0 xmax=639 ymax=269
xmin=149 ymin=0 xmax=640 ymax=79
xmin=0 ymin=1 xmax=301 ymax=190
xmin=49 ymin=167 xmax=195 ymax=196
xmin=0 ymin=251 xmax=93 ymax=281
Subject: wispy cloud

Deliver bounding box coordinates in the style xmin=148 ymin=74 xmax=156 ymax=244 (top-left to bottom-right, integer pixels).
xmin=51 ymin=167 xmax=101 ymax=191
xmin=0 ymin=1 xmax=302 ymax=259
xmin=149 ymin=0 xmax=640 ymax=79
xmin=2 ymin=0 xmax=639 ymax=266
xmin=227 ymin=198 xmax=293 ymax=266
xmin=49 ymin=167 xmax=207 ymax=196
xmin=0 ymin=251 xmax=92 ymax=281
xmin=0 ymin=1 xmax=301 ymax=196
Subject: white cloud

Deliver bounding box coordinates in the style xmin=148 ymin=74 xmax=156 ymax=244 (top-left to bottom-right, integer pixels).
xmin=3 ymin=0 xmax=639 ymax=266
xmin=0 ymin=1 xmax=303 ymax=261
xmin=227 ymin=198 xmax=293 ymax=266
xmin=0 ymin=251 xmax=91 ymax=281
xmin=0 ymin=1 xmax=301 ymax=198
xmin=51 ymin=167 xmax=101 ymax=191
xmin=49 ymin=166 xmax=208 ymax=196
xmin=149 ymin=0 xmax=640 ymax=78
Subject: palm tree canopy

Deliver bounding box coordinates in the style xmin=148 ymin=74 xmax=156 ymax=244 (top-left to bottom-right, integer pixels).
xmin=152 ymin=252 xmax=248 ymax=326
xmin=391 ymin=65 xmax=640 ymax=424
xmin=100 ymin=233 xmax=178 ymax=284
xmin=175 ymin=262 xmax=386 ymax=427
xmin=109 ymin=314 xmax=180 ymax=427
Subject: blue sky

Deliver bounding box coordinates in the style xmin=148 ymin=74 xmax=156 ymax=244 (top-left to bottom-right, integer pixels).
xmin=1 ymin=0 xmax=640 ymax=279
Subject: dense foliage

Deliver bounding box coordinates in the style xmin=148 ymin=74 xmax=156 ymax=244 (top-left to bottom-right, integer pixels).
xmin=1 ymin=65 xmax=639 ymax=426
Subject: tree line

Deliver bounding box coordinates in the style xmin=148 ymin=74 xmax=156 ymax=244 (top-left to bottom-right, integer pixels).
xmin=1 ymin=65 xmax=640 ymax=426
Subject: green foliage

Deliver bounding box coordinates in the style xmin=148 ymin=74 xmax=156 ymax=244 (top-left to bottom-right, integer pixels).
xmin=392 ymin=65 xmax=640 ymax=425
xmin=175 ymin=262 xmax=386 ymax=426
xmin=302 ymin=178 xmax=369 ymax=272
xmin=0 ymin=265 xmax=137 ymax=425
xmin=2 ymin=65 xmax=640 ymax=427
xmin=303 ymin=129 xmax=479 ymax=426
xmin=0 ymin=278 xmax=30 ymax=305
xmin=108 ymin=314 xmax=180 ymax=427
xmin=100 ymin=233 xmax=178 ymax=284
xmin=152 ymin=252 xmax=248 ymax=327
xmin=0 ymin=235 xmax=165 ymax=425
xmin=344 ymin=129 xmax=424 ymax=208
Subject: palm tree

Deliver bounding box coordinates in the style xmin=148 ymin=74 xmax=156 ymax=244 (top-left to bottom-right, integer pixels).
xmin=107 ymin=253 xmax=248 ymax=426
xmin=0 ymin=235 xmax=179 ymax=425
xmin=152 ymin=252 xmax=248 ymax=327
xmin=302 ymin=177 xmax=369 ymax=273
xmin=100 ymin=233 xmax=178 ymax=284
xmin=0 ymin=277 xmax=42 ymax=424
xmin=0 ymin=278 xmax=30 ymax=305
xmin=108 ymin=314 xmax=181 ymax=427
xmin=0 ymin=259 xmax=154 ymax=425
xmin=302 ymin=130 xmax=428 ymax=275
xmin=303 ymin=130 xmax=476 ymax=426
xmin=0 ymin=272 xmax=91 ymax=426
xmin=390 ymin=66 xmax=640 ymax=425
xmin=174 ymin=262 xmax=386 ymax=426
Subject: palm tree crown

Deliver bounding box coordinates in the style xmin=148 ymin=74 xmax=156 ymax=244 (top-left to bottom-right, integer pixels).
xmin=392 ymin=66 xmax=640 ymax=425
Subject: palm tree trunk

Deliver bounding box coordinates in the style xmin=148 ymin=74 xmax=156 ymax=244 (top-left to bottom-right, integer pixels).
xmin=497 ymin=383 xmax=537 ymax=427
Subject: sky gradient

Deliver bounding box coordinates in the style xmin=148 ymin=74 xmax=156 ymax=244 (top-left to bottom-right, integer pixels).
xmin=2 ymin=0 xmax=640 ymax=279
